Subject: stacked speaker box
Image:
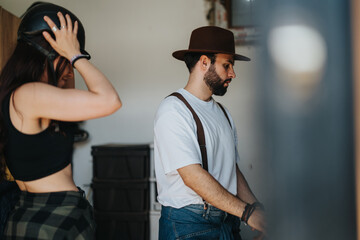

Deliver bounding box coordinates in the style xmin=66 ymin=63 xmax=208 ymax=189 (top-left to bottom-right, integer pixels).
xmin=91 ymin=144 xmax=150 ymax=240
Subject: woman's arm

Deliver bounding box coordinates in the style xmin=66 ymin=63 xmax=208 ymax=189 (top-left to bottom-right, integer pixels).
xmin=13 ymin=12 xmax=121 ymax=122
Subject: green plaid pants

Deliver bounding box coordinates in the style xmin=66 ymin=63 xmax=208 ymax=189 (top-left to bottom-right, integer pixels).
xmin=3 ymin=188 xmax=95 ymax=240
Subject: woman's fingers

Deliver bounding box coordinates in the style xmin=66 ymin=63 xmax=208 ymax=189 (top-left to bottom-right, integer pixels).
xmin=43 ymin=16 xmax=59 ymax=34
xmin=42 ymin=31 xmax=56 ymax=48
xmin=65 ymin=13 xmax=73 ymax=32
xmin=57 ymin=12 xmax=67 ymax=31
xmin=42 ymin=13 xmax=80 ymax=60
xmin=73 ymin=20 xmax=78 ymax=35
xmin=44 ymin=12 xmax=74 ymax=33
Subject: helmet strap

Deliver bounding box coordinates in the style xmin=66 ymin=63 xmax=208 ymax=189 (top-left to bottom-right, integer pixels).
xmin=18 ymin=34 xmax=58 ymax=86
xmin=19 ymin=34 xmax=57 ymax=60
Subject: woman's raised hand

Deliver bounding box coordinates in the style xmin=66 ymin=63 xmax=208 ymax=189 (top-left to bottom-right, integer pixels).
xmin=42 ymin=12 xmax=81 ymax=61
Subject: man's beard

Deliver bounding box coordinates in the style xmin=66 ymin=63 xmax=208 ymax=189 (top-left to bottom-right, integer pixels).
xmin=204 ymin=64 xmax=231 ymax=96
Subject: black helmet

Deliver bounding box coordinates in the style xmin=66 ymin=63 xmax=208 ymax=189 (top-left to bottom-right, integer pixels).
xmin=18 ymin=2 xmax=89 ymax=60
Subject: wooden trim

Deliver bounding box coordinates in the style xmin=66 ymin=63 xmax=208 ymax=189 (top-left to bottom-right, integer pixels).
xmin=224 ymin=0 xmax=233 ymax=28
xmin=352 ymin=0 xmax=360 ymax=238
xmin=0 ymin=7 xmax=21 ymax=72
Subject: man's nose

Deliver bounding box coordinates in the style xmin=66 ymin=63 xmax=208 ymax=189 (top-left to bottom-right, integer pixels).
xmin=228 ymin=68 xmax=236 ymax=78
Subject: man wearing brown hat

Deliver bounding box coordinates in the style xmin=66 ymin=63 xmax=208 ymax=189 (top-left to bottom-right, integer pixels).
xmin=154 ymin=26 xmax=265 ymax=239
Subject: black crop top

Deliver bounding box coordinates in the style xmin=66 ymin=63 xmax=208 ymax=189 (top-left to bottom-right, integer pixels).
xmin=2 ymin=93 xmax=74 ymax=181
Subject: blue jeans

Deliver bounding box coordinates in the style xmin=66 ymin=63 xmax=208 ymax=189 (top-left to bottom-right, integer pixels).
xmin=159 ymin=204 xmax=242 ymax=240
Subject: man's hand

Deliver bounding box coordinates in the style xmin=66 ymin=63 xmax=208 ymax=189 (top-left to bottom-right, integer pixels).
xmin=253 ymin=232 xmax=266 ymax=240
xmin=247 ymin=208 xmax=266 ymax=236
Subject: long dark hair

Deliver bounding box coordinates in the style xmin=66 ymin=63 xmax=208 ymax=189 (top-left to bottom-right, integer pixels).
xmin=0 ymin=35 xmax=70 ymax=182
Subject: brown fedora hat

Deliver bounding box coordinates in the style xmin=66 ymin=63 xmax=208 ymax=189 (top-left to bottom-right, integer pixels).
xmin=172 ymin=26 xmax=250 ymax=61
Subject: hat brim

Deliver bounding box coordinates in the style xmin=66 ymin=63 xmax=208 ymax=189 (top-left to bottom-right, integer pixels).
xmin=172 ymin=49 xmax=251 ymax=61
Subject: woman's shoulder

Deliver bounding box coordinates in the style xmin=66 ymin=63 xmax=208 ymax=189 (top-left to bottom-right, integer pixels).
xmin=15 ymin=82 xmax=53 ymax=92
xmin=9 ymin=82 xmax=57 ymax=118
xmin=12 ymin=82 xmax=56 ymax=101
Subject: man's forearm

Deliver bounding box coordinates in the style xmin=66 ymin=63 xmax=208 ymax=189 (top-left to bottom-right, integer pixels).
xmin=177 ymin=163 xmax=266 ymax=233
xmin=236 ymin=165 xmax=258 ymax=204
xmin=177 ymin=164 xmax=246 ymax=218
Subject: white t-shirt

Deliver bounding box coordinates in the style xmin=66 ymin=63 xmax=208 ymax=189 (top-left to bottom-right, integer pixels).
xmin=154 ymin=88 xmax=241 ymax=208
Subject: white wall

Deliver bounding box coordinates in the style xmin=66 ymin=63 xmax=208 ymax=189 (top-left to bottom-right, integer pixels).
xmin=0 ymin=0 xmax=262 ymax=201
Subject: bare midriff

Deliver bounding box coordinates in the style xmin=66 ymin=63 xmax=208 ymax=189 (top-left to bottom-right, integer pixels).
xmin=15 ymin=164 xmax=78 ymax=193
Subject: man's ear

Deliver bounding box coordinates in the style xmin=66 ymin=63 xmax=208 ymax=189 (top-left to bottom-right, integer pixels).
xmin=199 ymin=55 xmax=211 ymax=72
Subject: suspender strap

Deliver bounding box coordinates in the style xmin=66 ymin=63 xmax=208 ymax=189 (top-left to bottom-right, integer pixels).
xmin=168 ymin=92 xmax=232 ymax=170
xmin=168 ymin=92 xmax=232 ymax=209
xmin=217 ymin=102 xmax=231 ymax=127
xmin=169 ymin=92 xmax=209 ymax=171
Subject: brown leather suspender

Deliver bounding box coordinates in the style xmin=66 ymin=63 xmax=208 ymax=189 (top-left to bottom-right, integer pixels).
xmin=169 ymin=92 xmax=232 ymax=208
xmin=169 ymin=92 xmax=232 ymax=173
xmin=217 ymin=102 xmax=231 ymax=127
xmin=170 ymin=92 xmax=209 ymax=171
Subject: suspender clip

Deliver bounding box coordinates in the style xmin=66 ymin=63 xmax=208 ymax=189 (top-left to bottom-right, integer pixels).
xmin=203 ymin=200 xmax=208 ymax=210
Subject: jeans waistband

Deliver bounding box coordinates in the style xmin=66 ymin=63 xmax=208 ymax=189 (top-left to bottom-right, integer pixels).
xmin=163 ymin=204 xmax=238 ymax=221
xmin=162 ymin=204 xmax=240 ymax=226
